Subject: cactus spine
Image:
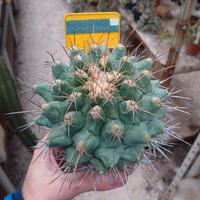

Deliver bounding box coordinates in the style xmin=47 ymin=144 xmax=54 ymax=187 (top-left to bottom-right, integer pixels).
xmin=34 ymin=43 xmax=170 ymax=174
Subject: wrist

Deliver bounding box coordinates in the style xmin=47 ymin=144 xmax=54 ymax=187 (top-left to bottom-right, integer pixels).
xmin=22 ymin=185 xmax=36 ymax=200
xmin=4 ymin=189 xmax=24 ymax=200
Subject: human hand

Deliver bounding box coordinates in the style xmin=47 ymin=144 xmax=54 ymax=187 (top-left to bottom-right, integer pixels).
xmin=22 ymin=138 xmax=128 ymax=200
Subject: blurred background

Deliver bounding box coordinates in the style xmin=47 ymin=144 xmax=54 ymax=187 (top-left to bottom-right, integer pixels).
xmin=0 ymin=0 xmax=200 ymax=199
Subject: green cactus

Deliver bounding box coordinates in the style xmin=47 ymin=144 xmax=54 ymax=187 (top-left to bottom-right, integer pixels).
xmin=136 ymin=1 xmax=159 ymax=33
xmin=34 ymin=43 xmax=169 ymax=173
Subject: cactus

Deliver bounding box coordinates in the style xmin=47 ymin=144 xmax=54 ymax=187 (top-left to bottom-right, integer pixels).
xmin=136 ymin=1 xmax=159 ymax=33
xmin=33 ymin=43 xmax=171 ymax=174
xmin=66 ymin=0 xmax=127 ymax=12
xmin=0 ymin=59 xmax=36 ymax=148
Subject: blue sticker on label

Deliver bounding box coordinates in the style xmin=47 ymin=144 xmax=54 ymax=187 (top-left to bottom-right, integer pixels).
xmin=66 ymin=19 xmax=119 ymax=34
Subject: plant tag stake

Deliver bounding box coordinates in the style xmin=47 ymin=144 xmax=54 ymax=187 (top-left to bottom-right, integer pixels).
xmin=163 ymin=131 xmax=200 ymax=200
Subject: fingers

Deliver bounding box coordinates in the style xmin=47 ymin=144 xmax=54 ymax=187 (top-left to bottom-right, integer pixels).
xmin=89 ymin=171 xmax=127 ymax=191
xmin=93 ymin=172 xmax=126 ymax=191
xmin=67 ymin=170 xmax=127 ymax=198
xmin=31 ymin=135 xmax=128 ymax=197
xmin=28 ymin=134 xmax=129 ymax=200
xmin=32 ymin=134 xmax=49 ymax=158
xmin=31 ymin=135 xmax=59 ymax=170
xmin=57 ymin=170 xmax=127 ymax=200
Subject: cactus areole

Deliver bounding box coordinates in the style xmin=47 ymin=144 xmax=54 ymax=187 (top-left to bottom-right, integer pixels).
xmin=34 ymin=44 xmax=169 ymax=174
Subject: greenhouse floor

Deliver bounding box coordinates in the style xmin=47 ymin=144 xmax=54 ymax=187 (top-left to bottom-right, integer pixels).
xmin=7 ymin=0 xmax=200 ymax=199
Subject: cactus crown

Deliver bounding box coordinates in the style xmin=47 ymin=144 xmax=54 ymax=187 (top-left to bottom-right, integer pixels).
xmin=34 ymin=43 xmax=169 ymax=174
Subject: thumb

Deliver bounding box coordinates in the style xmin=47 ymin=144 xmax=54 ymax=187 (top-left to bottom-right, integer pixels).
xmin=73 ymin=170 xmax=127 ymax=195
xmin=93 ymin=171 xmax=126 ymax=191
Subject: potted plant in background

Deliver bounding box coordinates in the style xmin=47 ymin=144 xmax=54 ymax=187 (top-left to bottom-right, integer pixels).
xmin=185 ymin=22 xmax=200 ymax=56
xmin=136 ymin=1 xmax=159 ymax=33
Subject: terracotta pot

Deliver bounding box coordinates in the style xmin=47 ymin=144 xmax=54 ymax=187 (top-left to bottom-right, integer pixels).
xmin=185 ymin=42 xmax=200 ymax=56
xmin=156 ymin=4 xmax=172 ymax=19
xmin=190 ymin=15 xmax=199 ymax=26
xmin=89 ymin=1 xmax=98 ymax=7
xmin=155 ymin=0 xmax=161 ymax=7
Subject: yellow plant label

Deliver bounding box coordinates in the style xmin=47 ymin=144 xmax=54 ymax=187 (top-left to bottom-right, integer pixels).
xmin=64 ymin=12 xmax=120 ymax=50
